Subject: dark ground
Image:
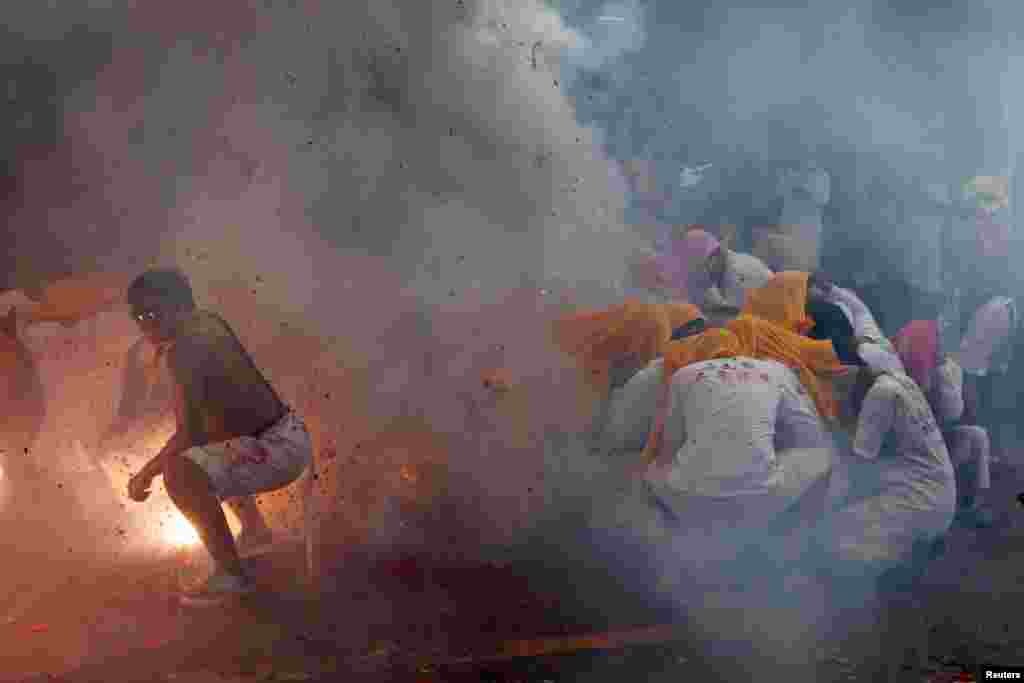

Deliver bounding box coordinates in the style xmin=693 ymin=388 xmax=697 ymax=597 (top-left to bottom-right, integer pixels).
xmin=3 ymin=460 xmax=1024 ymax=683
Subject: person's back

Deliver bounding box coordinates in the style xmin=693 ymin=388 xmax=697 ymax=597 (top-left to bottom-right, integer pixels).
xmin=959 ymin=295 xmax=1015 ymax=377
xmin=643 ymin=356 xmax=834 ymax=595
xmin=0 ymin=328 xmax=44 ymax=452
xmin=834 ymin=370 xmax=956 ymax=561
xmin=169 ymin=310 xmax=284 ymax=442
xmin=861 ymin=374 xmax=955 ymax=508
xmin=0 ymin=329 xmax=46 ymax=517
xmin=661 ymin=357 xmax=786 ymax=496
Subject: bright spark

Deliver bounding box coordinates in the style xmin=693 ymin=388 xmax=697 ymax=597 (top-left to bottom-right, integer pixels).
xmin=164 ymin=511 xmax=201 ymax=548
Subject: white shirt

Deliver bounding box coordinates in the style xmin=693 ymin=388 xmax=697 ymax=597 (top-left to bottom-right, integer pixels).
xmin=931 ymin=358 xmax=964 ymax=425
xmin=657 ymin=357 xmax=827 ymax=497
xmin=703 ymin=250 xmax=773 ymax=310
xmin=852 ymin=373 xmax=955 ymax=501
xmin=959 ymin=296 xmax=1015 ymax=376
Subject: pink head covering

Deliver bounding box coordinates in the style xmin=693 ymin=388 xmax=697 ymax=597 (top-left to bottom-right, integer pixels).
xmin=892 ymin=320 xmax=940 ymax=392
xmin=655 ymin=227 xmax=721 ymax=303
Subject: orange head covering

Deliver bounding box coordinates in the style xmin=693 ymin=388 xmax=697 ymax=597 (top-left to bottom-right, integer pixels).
xmin=740 ymin=271 xmax=813 ymax=335
xmin=641 ymin=314 xmax=845 ymax=465
xmin=726 ymin=315 xmax=844 ymax=419
xmin=552 ymin=299 xmax=703 ymax=387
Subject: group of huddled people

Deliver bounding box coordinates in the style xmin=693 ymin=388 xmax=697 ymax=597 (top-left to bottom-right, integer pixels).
xmin=553 ymin=226 xmax=1006 ymax=597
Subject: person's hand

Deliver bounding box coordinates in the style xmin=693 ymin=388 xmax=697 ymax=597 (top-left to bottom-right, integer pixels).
xmin=626 ymin=458 xmax=651 ymax=480
xmin=638 ymin=457 xmax=674 ymax=483
xmin=630 ymin=255 xmax=668 ymax=291
xmin=127 ymin=472 xmax=154 ymax=502
xmin=704 ymin=249 xmax=727 ymax=289
xmin=1 ymin=308 xmax=17 ymax=338
xmin=807 ymin=272 xmax=835 ymax=300
xmin=609 ymin=355 xmax=643 ymax=389
xmin=707 ymin=303 xmax=740 ymax=318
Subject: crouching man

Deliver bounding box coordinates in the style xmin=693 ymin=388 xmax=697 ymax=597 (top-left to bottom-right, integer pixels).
xmin=124 ymin=269 xmax=312 ymax=607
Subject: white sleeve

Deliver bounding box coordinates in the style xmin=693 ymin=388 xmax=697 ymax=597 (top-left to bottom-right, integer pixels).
xmin=604 ymin=360 xmax=663 ymax=452
xmin=932 ymin=359 xmax=964 ymax=423
xmin=662 ymin=371 xmax=689 ymax=457
xmin=715 ymin=254 xmax=769 ymax=310
xmin=776 ymin=377 xmax=830 ymax=450
xmin=728 ymin=253 xmax=773 ymax=290
xmin=831 ymin=287 xmax=885 ymax=342
xmin=701 ymin=285 xmax=732 ymax=312
xmin=852 ymin=378 xmax=898 ymax=461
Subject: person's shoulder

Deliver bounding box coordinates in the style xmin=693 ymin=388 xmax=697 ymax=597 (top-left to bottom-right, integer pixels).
xmin=874 ymin=372 xmax=901 ymax=387
xmin=726 ymin=250 xmax=758 ymax=268
xmin=171 ymin=310 xmax=232 ymax=354
xmin=182 ymin=310 xmax=232 ymax=336
xmin=830 ymin=285 xmax=858 ymax=302
xmin=728 ymin=251 xmax=772 ymax=280
xmin=753 ymin=356 xmax=795 ymax=377
xmin=872 ymin=373 xmax=908 ymax=399
xmin=939 ymin=356 xmax=962 ymax=378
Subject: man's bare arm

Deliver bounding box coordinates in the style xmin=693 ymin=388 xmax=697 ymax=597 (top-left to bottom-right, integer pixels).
xmin=137 ymin=364 xmax=207 ymax=482
xmin=137 ymin=429 xmax=190 ymax=480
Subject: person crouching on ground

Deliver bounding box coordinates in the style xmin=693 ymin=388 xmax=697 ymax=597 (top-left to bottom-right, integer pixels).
xmin=893 ymin=320 xmax=994 ymax=528
xmin=124 ymin=268 xmax=312 ymax=607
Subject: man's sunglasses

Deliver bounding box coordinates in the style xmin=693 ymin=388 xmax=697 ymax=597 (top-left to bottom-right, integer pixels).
xmin=133 ymin=309 xmax=160 ymax=323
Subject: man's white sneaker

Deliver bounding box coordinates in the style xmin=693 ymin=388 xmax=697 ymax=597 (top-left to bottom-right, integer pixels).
xmin=179 ymin=571 xmax=255 ymax=607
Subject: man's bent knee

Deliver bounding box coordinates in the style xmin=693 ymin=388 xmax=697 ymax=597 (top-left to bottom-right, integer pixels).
xmin=162 ymin=453 xmax=185 ymax=496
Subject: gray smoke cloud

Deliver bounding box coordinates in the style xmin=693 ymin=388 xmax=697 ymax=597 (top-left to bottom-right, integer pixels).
xmin=564 ymin=0 xmax=646 ymax=71
xmin=558 ymin=0 xmax=1024 ymax=293
xmin=2 ymin=0 xmax=648 ymax=575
